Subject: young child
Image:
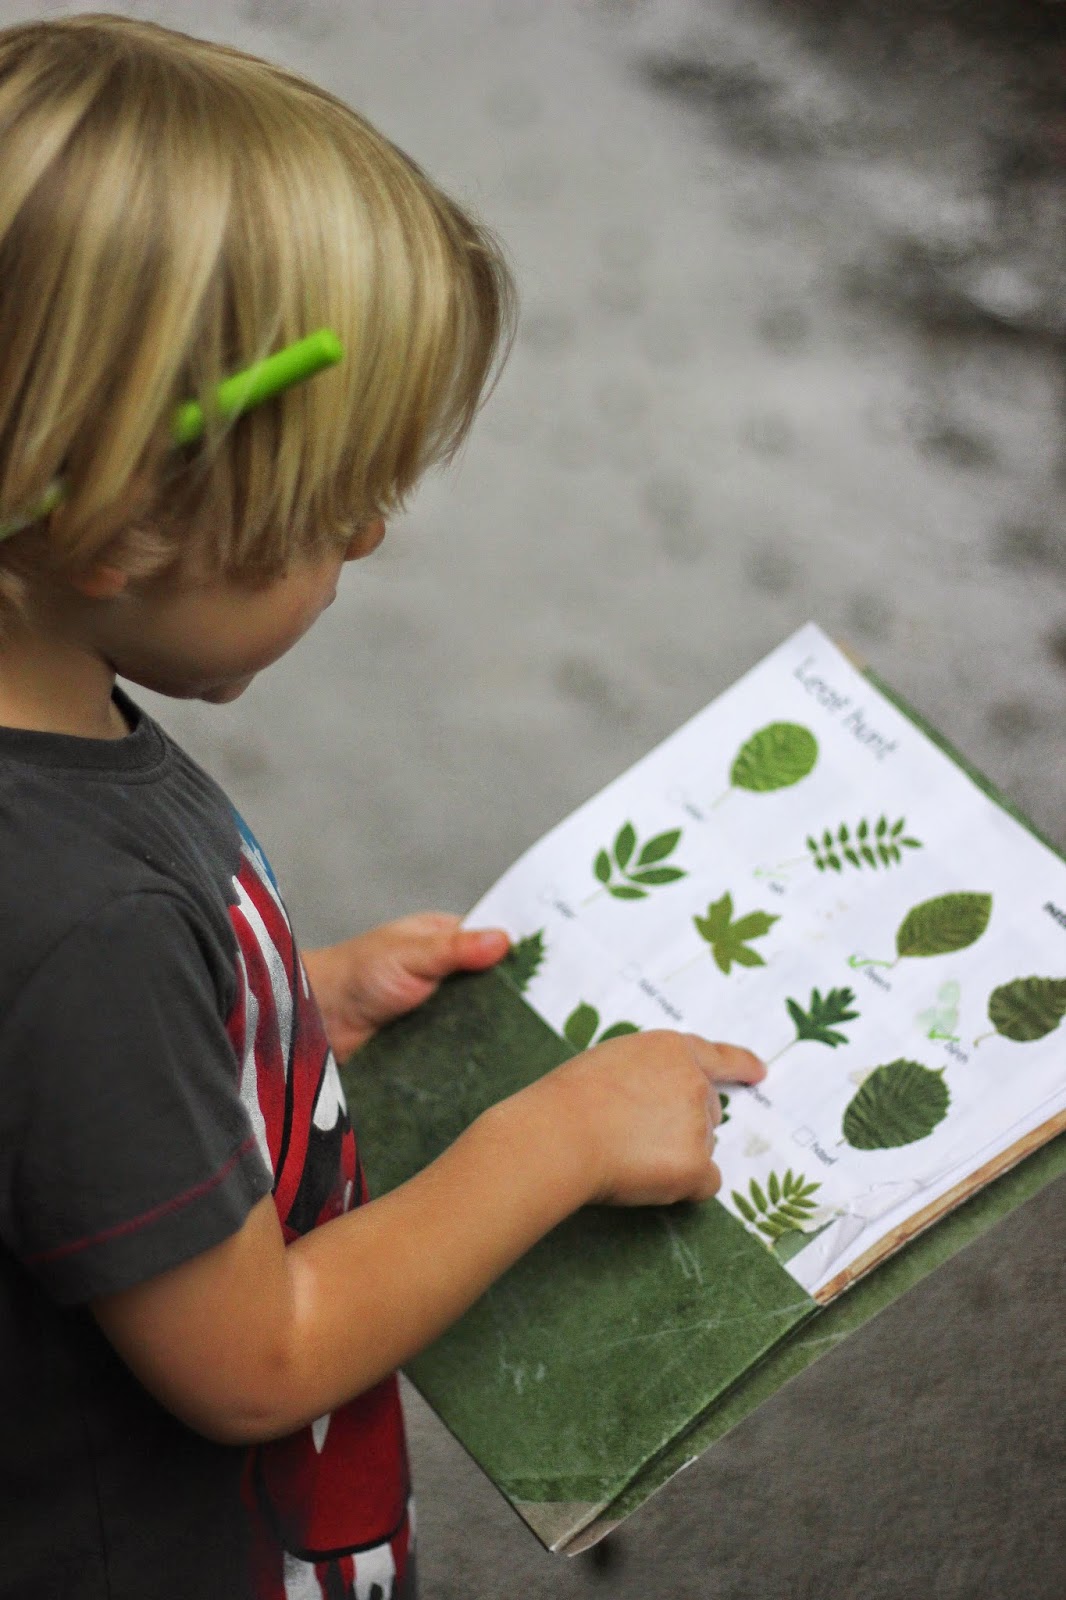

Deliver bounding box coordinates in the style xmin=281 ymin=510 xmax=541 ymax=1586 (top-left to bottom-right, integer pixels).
xmin=0 ymin=15 xmax=764 ymax=1600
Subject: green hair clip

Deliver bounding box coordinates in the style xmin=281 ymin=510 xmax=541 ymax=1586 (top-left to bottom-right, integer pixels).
xmin=0 ymin=327 xmax=344 ymax=542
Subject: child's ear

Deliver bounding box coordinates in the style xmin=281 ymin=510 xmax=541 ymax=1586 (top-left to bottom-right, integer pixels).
xmin=71 ymin=564 xmax=132 ymax=601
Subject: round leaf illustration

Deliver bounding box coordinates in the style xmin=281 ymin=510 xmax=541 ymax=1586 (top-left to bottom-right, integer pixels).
xmin=730 ymin=723 xmax=818 ymax=793
xmin=842 ymin=1060 xmax=950 ymax=1150
xmin=987 ymin=976 xmax=1066 ymax=1043
xmin=895 ymin=892 xmax=992 ymax=960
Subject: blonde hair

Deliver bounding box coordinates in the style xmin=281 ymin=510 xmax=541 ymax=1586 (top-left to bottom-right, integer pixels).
xmin=0 ymin=13 xmax=515 ymax=632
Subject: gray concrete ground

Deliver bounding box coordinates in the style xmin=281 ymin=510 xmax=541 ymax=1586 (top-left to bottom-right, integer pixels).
xmin=9 ymin=0 xmax=1065 ymax=1593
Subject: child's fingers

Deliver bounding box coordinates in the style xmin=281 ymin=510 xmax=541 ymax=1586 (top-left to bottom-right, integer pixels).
xmin=386 ymin=915 xmax=509 ymax=980
xmin=695 ymin=1159 xmax=724 ymax=1202
xmin=683 ymin=1035 xmax=766 ymax=1085
xmin=708 ymin=1085 xmax=723 ymax=1130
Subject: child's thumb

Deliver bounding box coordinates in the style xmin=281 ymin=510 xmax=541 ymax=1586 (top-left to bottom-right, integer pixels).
xmin=452 ymin=926 xmax=511 ymax=971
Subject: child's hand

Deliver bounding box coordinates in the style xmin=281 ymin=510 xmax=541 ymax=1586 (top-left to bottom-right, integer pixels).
xmin=530 ymin=1030 xmax=766 ymax=1208
xmin=302 ymin=913 xmax=509 ymax=1060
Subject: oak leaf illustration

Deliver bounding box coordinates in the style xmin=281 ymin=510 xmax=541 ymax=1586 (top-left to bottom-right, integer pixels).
xmin=785 ymin=986 xmax=859 ymax=1048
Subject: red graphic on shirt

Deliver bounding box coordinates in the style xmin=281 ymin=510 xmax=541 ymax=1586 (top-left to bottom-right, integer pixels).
xmin=224 ymin=826 xmax=411 ymax=1598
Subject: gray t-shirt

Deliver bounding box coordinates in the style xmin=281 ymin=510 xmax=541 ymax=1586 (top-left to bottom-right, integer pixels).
xmin=0 ymin=688 xmax=413 ymax=1600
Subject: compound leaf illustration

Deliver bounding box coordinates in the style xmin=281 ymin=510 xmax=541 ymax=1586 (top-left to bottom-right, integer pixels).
xmin=842 ymin=1059 xmax=950 ymax=1150
xmin=562 ymin=1002 xmax=641 ymax=1051
xmin=591 ymin=822 xmax=686 ymax=901
xmin=983 ymin=976 xmax=1066 ymax=1044
xmin=731 ymin=1168 xmax=822 ymax=1245
xmin=807 ymin=817 xmax=922 ymax=874
xmin=499 ymin=930 xmax=546 ymax=993
xmin=692 ymin=892 xmax=779 ymax=976
xmin=730 ymin=722 xmax=819 ymax=795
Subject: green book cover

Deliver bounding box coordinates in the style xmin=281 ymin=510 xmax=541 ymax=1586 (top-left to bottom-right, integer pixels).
xmin=339 ymin=624 xmax=1066 ymax=1554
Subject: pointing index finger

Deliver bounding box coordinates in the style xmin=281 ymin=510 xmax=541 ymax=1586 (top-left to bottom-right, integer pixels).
xmin=684 ymin=1035 xmax=767 ymax=1084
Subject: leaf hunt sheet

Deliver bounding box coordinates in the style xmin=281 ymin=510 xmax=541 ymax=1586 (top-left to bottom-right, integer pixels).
xmin=466 ymin=624 xmax=1066 ymax=1301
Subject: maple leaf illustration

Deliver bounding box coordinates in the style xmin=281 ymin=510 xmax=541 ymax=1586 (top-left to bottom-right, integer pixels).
xmin=692 ymin=892 xmax=779 ymax=976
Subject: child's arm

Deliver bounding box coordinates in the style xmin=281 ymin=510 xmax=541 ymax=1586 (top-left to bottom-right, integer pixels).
xmin=92 ymin=1031 xmax=764 ymax=1446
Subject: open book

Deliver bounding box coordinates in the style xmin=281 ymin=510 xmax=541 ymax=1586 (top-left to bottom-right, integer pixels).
xmin=341 ymin=623 xmax=1066 ymax=1554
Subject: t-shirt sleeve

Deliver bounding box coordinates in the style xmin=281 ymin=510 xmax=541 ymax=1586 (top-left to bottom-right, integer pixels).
xmin=0 ymin=892 xmax=274 ymax=1305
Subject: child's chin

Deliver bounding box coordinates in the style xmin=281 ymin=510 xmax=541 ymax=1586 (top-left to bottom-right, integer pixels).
xmin=199 ymin=678 xmax=255 ymax=703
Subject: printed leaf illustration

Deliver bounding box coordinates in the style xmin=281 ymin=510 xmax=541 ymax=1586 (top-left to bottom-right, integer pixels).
xmin=563 ymin=1002 xmax=601 ymax=1052
xmin=692 ymin=892 xmax=779 ymax=976
xmin=590 ymin=823 xmax=686 ymax=901
xmin=562 ymin=1003 xmax=640 ymax=1050
xmin=598 ymin=1021 xmax=642 ymax=1042
xmin=731 ymin=1168 xmax=821 ymax=1245
xmin=896 ymin=893 xmax=992 ymax=959
xmin=985 ymin=976 xmax=1066 ymax=1043
xmin=785 ymin=987 xmax=860 ymax=1048
xmin=730 ymin=723 xmax=818 ymax=794
xmin=718 ymin=1092 xmax=730 ymax=1126
xmin=807 ymin=817 xmax=922 ymax=874
xmin=499 ymin=930 xmax=545 ymax=993
xmin=842 ymin=1060 xmax=950 ymax=1150
xmin=637 ymin=831 xmax=682 ymax=866
xmin=851 ymin=892 xmax=992 ymax=970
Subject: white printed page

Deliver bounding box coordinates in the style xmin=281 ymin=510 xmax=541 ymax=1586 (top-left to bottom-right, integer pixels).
xmin=467 ymin=624 xmax=1066 ymax=1301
